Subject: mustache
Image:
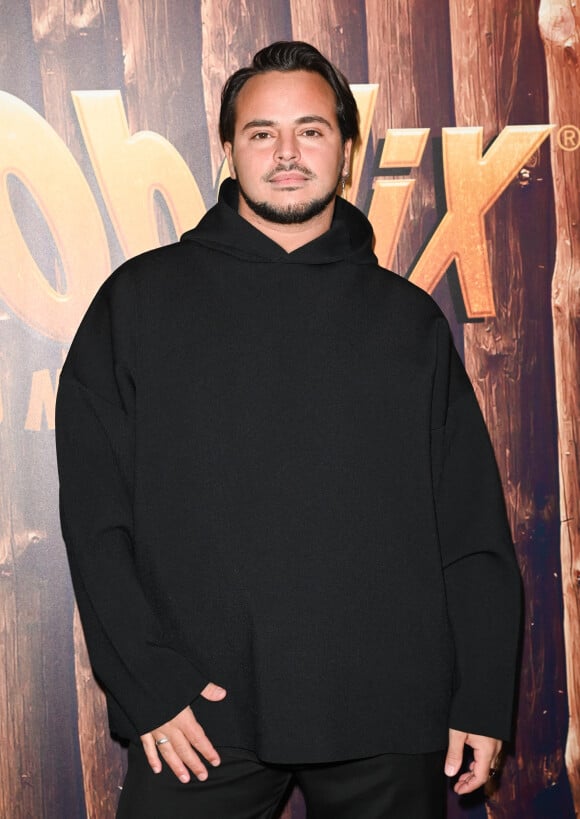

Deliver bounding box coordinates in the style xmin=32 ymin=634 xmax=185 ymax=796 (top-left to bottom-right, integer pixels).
xmin=263 ymin=163 xmax=315 ymax=181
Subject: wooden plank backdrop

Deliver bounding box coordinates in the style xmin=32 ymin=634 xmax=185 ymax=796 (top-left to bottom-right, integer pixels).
xmin=449 ymin=2 xmax=572 ymax=817
xmin=365 ymin=0 xmax=454 ymax=278
xmin=539 ymin=1 xmax=580 ymax=813
xmin=200 ymin=0 xmax=292 ymax=184
xmin=117 ymin=0 xmax=214 ymax=200
xmin=0 ymin=0 xmax=575 ymax=816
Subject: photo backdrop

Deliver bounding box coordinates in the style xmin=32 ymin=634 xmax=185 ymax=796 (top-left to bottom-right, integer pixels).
xmin=0 ymin=1 xmax=578 ymax=817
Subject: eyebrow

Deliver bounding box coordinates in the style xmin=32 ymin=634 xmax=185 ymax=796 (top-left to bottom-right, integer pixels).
xmin=241 ymin=115 xmax=334 ymax=132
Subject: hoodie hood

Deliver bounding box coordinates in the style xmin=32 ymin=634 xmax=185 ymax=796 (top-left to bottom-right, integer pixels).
xmin=181 ymin=177 xmax=377 ymax=267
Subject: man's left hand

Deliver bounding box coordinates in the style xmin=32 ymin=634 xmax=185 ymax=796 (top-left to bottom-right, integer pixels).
xmin=444 ymin=728 xmax=502 ymax=794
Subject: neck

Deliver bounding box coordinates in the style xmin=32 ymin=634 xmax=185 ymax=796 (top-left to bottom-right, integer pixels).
xmin=236 ymin=197 xmax=335 ymax=253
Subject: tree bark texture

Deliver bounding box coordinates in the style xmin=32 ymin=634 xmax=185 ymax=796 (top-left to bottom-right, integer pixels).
xmin=449 ymin=1 xmax=571 ymax=817
xmin=539 ymin=1 xmax=580 ymax=813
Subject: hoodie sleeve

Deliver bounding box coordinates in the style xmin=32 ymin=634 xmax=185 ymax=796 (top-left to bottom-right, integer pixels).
xmin=431 ymin=318 xmax=522 ymax=741
xmin=55 ymin=269 xmax=208 ymax=738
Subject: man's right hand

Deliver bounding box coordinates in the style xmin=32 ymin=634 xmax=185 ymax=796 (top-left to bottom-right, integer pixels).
xmin=140 ymin=682 xmax=227 ymax=782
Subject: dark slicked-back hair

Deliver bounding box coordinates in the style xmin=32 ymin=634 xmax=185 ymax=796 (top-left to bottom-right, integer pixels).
xmin=219 ymin=41 xmax=360 ymax=146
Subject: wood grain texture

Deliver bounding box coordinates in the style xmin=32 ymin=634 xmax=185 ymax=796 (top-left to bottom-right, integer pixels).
xmin=449 ymin=1 xmax=570 ymax=817
xmin=74 ymin=608 xmax=127 ymax=819
xmin=450 ymin=0 xmax=522 ymax=140
xmin=0 ymin=0 xmax=43 ymax=109
xmin=539 ymin=1 xmax=580 ymax=812
xmin=288 ymin=0 xmax=367 ymax=213
xmin=289 ymin=0 xmax=367 ymax=81
xmin=28 ymin=0 xmax=124 ymax=159
xmin=0 ymin=3 xmax=571 ymax=817
xmin=117 ymin=0 xmax=214 ymax=203
xmin=26 ymin=3 xmax=128 ymax=816
xmin=0 ymin=328 xmax=87 ymax=817
xmin=0 ymin=336 xmax=39 ymax=819
xmin=200 ymin=0 xmax=292 ymax=185
xmin=365 ymin=0 xmax=454 ymax=278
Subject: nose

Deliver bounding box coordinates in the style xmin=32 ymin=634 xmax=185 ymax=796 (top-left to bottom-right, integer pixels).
xmin=275 ymin=132 xmax=300 ymax=163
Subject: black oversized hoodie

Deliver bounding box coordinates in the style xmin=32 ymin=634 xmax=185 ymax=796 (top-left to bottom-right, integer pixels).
xmin=56 ymin=178 xmax=521 ymax=762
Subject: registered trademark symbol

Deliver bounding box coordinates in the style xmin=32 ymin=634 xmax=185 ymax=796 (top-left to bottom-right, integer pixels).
xmin=557 ymin=124 xmax=580 ymax=151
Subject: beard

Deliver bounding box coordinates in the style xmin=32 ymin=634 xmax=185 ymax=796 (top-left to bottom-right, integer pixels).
xmin=236 ymin=166 xmax=341 ymax=225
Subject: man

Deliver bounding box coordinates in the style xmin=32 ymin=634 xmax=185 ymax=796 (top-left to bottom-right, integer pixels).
xmin=56 ymin=41 xmax=521 ymax=819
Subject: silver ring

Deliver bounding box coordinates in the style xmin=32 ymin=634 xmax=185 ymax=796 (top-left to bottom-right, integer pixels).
xmin=155 ymin=737 xmax=169 ymax=747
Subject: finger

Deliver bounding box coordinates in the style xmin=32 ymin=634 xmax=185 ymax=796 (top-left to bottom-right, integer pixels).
xmin=140 ymin=733 xmax=162 ymax=774
xmin=454 ymin=764 xmax=489 ymax=794
xmin=469 ymin=740 xmax=500 ymax=790
xmin=453 ymin=740 xmax=499 ymax=794
xmin=454 ymin=770 xmax=477 ymax=794
xmin=183 ymin=717 xmax=222 ymax=767
xmin=445 ymin=729 xmax=467 ymax=777
xmin=200 ymin=682 xmax=227 ymax=701
xmin=155 ymin=737 xmax=209 ymax=783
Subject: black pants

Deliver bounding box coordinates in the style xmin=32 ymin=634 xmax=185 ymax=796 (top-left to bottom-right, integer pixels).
xmin=117 ymin=744 xmax=446 ymax=819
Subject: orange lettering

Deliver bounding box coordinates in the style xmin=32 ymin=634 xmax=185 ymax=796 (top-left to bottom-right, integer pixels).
xmin=0 ymin=92 xmax=110 ymax=342
xmin=72 ymin=91 xmax=207 ymax=258
xmin=409 ymin=125 xmax=553 ymax=317
xmin=367 ymin=129 xmax=430 ymax=269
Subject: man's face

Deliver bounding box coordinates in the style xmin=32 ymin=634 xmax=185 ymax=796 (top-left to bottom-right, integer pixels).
xmin=223 ymin=70 xmax=352 ymax=226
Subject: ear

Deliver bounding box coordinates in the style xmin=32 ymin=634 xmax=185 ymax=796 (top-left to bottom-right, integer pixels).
xmin=342 ymin=139 xmax=353 ymax=176
xmin=223 ymin=142 xmax=236 ymax=179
